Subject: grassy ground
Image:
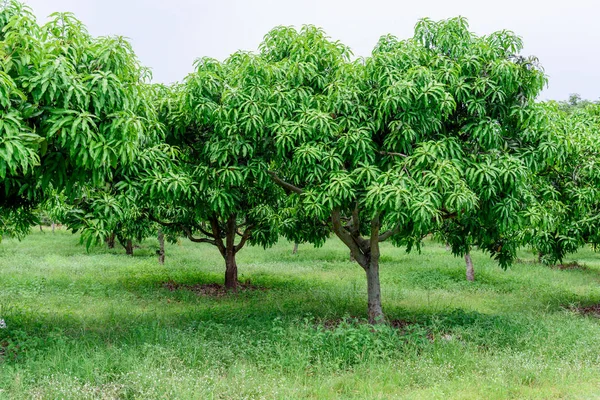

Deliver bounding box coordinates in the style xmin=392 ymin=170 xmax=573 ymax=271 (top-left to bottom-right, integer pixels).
xmin=1 ymin=230 xmax=600 ymax=399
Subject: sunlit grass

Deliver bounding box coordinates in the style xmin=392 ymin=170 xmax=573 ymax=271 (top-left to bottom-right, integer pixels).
xmin=1 ymin=229 xmax=600 ymax=398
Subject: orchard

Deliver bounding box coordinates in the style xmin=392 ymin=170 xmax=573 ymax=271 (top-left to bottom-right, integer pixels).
xmin=2 ymin=1 xmax=600 ymax=398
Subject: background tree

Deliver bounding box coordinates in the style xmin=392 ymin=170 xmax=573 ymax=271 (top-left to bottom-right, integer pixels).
xmin=525 ymin=102 xmax=600 ymax=265
xmin=62 ymin=187 xmax=155 ymax=255
xmin=56 ymin=137 xmax=174 ymax=257
xmin=557 ymin=93 xmax=598 ymax=113
xmin=144 ymin=57 xmax=284 ymax=290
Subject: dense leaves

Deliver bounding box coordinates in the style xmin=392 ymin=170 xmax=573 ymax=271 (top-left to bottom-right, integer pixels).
xmin=142 ymin=55 xmax=290 ymax=288
xmin=251 ymin=18 xmax=551 ymax=321
xmin=525 ymin=103 xmax=600 ymax=264
xmin=0 ymin=1 xmax=154 ymax=239
xmin=4 ymin=2 xmax=589 ymax=323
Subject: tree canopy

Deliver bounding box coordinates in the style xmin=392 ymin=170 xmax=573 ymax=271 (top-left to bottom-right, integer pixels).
xmin=525 ymin=102 xmax=600 ymax=264
xmin=256 ymin=18 xmax=551 ymax=322
xmin=0 ymin=1 xmax=156 ymax=239
xmin=4 ymin=2 xmax=584 ymax=324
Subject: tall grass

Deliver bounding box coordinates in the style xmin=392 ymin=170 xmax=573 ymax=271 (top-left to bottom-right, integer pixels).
xmin=1 ymin=229 xmax=600 ymax=399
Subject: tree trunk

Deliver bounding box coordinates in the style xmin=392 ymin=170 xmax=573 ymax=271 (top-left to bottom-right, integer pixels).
xmin=331 ymin=209 xmax=386 ymax=324
xmin=365 ymin=257 xmax=384 ymax=324
xmin=125 ymin=239 xmax=133 ymax=256
xmin=39 ymin=225 xmax=43 ymax=232
xmin=204 ymin=215 xmax=252 ymax=292
xmin=51 ymin=222 xmax=55 ymax=233
xmin=157 ymin=228 xmax=165 ymax=264
xmin=106 ymin=232 xmax=116 ymax=249
xmin=224 ymin=215 xmax=238 ymax=290
xmin=465 ymin=251 xmax=475 ymax=282
xmin=292 ymin=242 xmax=299 ymax=254
xmin=225 ymin=252 xmax=238 ymax=289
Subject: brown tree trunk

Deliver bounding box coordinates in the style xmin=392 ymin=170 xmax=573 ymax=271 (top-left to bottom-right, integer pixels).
xmin=366 ymin=217 xmax=384 ymax=324
xmin=224 ymin=215 xmax=238 ymax=290
xmin=204 ymin=215 xmax=252 ymax=292
xmin=365 ymin=256 xmax=384 ymax=324
xmin=157 ymin=228 xmax=165 ymax=264
xmin=106 ymin=232 xmax=116 ymax=249
xmin=465 ymin=251 xmax=475 ymax=282
xmin=125 ymin=239 xmax=133 ymax=256
xmin=292 ymin=242 xmax=299 ymax=254
xmin=225 ymin=252 xmax=238 ymax=289
xmin=51 ymin=222 xmax=55 ymax=233
xmin=331 ymin=209 xmax=385 ymax=324
xmin=39 ymin=225 xmax=43 ymax=232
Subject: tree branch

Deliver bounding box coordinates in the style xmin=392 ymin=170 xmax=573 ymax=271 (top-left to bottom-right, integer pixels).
xmin=235 ymin=225 xmax=253 ymax=253
xmin=210 ymin=217 xmax=227 ymax=257
xmin=186 ymin=234 xmax=216 ymax=245
xmin=350 ymin=203 xmax=360 ymax=237
xmin=332 ymin=208 xmax=368 ymax=268
xmin=379 ymin=151 xmax=408 ymax=158
xmin=183 ymin=226 xmax=216 ymax=245
xmin=148 ymin=213 xmax=217 ymax=241
xmin=268 ymin=171 xmax=303 ymax=194
xmin=198 ymin=225 xmax=215 ymax=238
xmin=441 ymin=209 xmax=458 ymax=220
xmin=225 ymin=214 xmax=236 ymax=256
xmin=379 ymin=224 xmax=401 ymax=242
xmin=147 ymin=214 xmax=180 ymax=228
xmin=370 ymin=213 xmax=381 ymax=265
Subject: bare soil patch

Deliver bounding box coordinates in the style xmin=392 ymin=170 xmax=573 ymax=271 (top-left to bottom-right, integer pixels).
xmin=161 ymin=280 xmax=267 ymax=297
xmin=572 ymin=303 xmax=600 ymax=317
xmin=553 ymin=262 xmax=588 ymax=271
xmin=317 ymin=317 xmax=418 ymax=332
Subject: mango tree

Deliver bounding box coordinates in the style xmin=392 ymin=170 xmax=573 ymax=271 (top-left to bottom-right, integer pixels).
xmin=145 ymin=57 xmax=283 ymax=290
xmin=0 ymin=1 xmax=154 ymax=239
xmin=262 ymin=19 xmax=549 ymax=322
xmin=525 ymin=102 xmax=600 ymax=265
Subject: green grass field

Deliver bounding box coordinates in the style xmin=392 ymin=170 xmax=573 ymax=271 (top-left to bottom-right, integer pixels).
xmin=1 ymin=230 xmax=600 ymax=399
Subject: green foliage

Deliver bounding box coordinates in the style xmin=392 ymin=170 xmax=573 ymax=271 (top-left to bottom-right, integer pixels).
xmin=143 ymin=52 xmax=292 ymax=264
xmin=254 ymin=18 xmax=550 ymax=270
xmin=524 ymin=102 xmax=600 ymax=264
xmin=0 ymin=1 xmax=154 ymax=239
xmin=59 ymin=185 xmax=156 ymax=251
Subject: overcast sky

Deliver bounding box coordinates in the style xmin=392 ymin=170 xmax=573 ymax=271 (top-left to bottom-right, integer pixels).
xmin=22 ymin=0 xmax=600 ymax=101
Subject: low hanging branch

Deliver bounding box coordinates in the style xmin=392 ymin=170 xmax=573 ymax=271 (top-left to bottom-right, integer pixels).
xmin=183 ymin=227 xmax=217 ymax=245
xmin=331 ymin=208 xmax=369 ymax=267
xmin=209 ymin=217 xmax=227 ymax=256
xmin=197 ymin=225 xmax=216 ymax=238
xmin=378 ymin=224 xmax=401 ymax=242
xmin=268 ymin=171 xmax=303 ymax=194
xmin=147 ymin=213 xmax=180 ymax=229
xmin=379 ymin=151 xmax=408 ymax=158
xmin=148 ymin=212 xmax=218 ymax=244
xmin=234 ymin=225 xmax=253 ymax=253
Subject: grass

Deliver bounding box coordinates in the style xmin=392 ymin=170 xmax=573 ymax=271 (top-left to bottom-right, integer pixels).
xmin=1 ymin=229 xmax=600 ymax=399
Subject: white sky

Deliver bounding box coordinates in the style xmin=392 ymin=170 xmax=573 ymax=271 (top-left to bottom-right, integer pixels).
xmin=22 ymin=0 xmax=600 ymax=101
